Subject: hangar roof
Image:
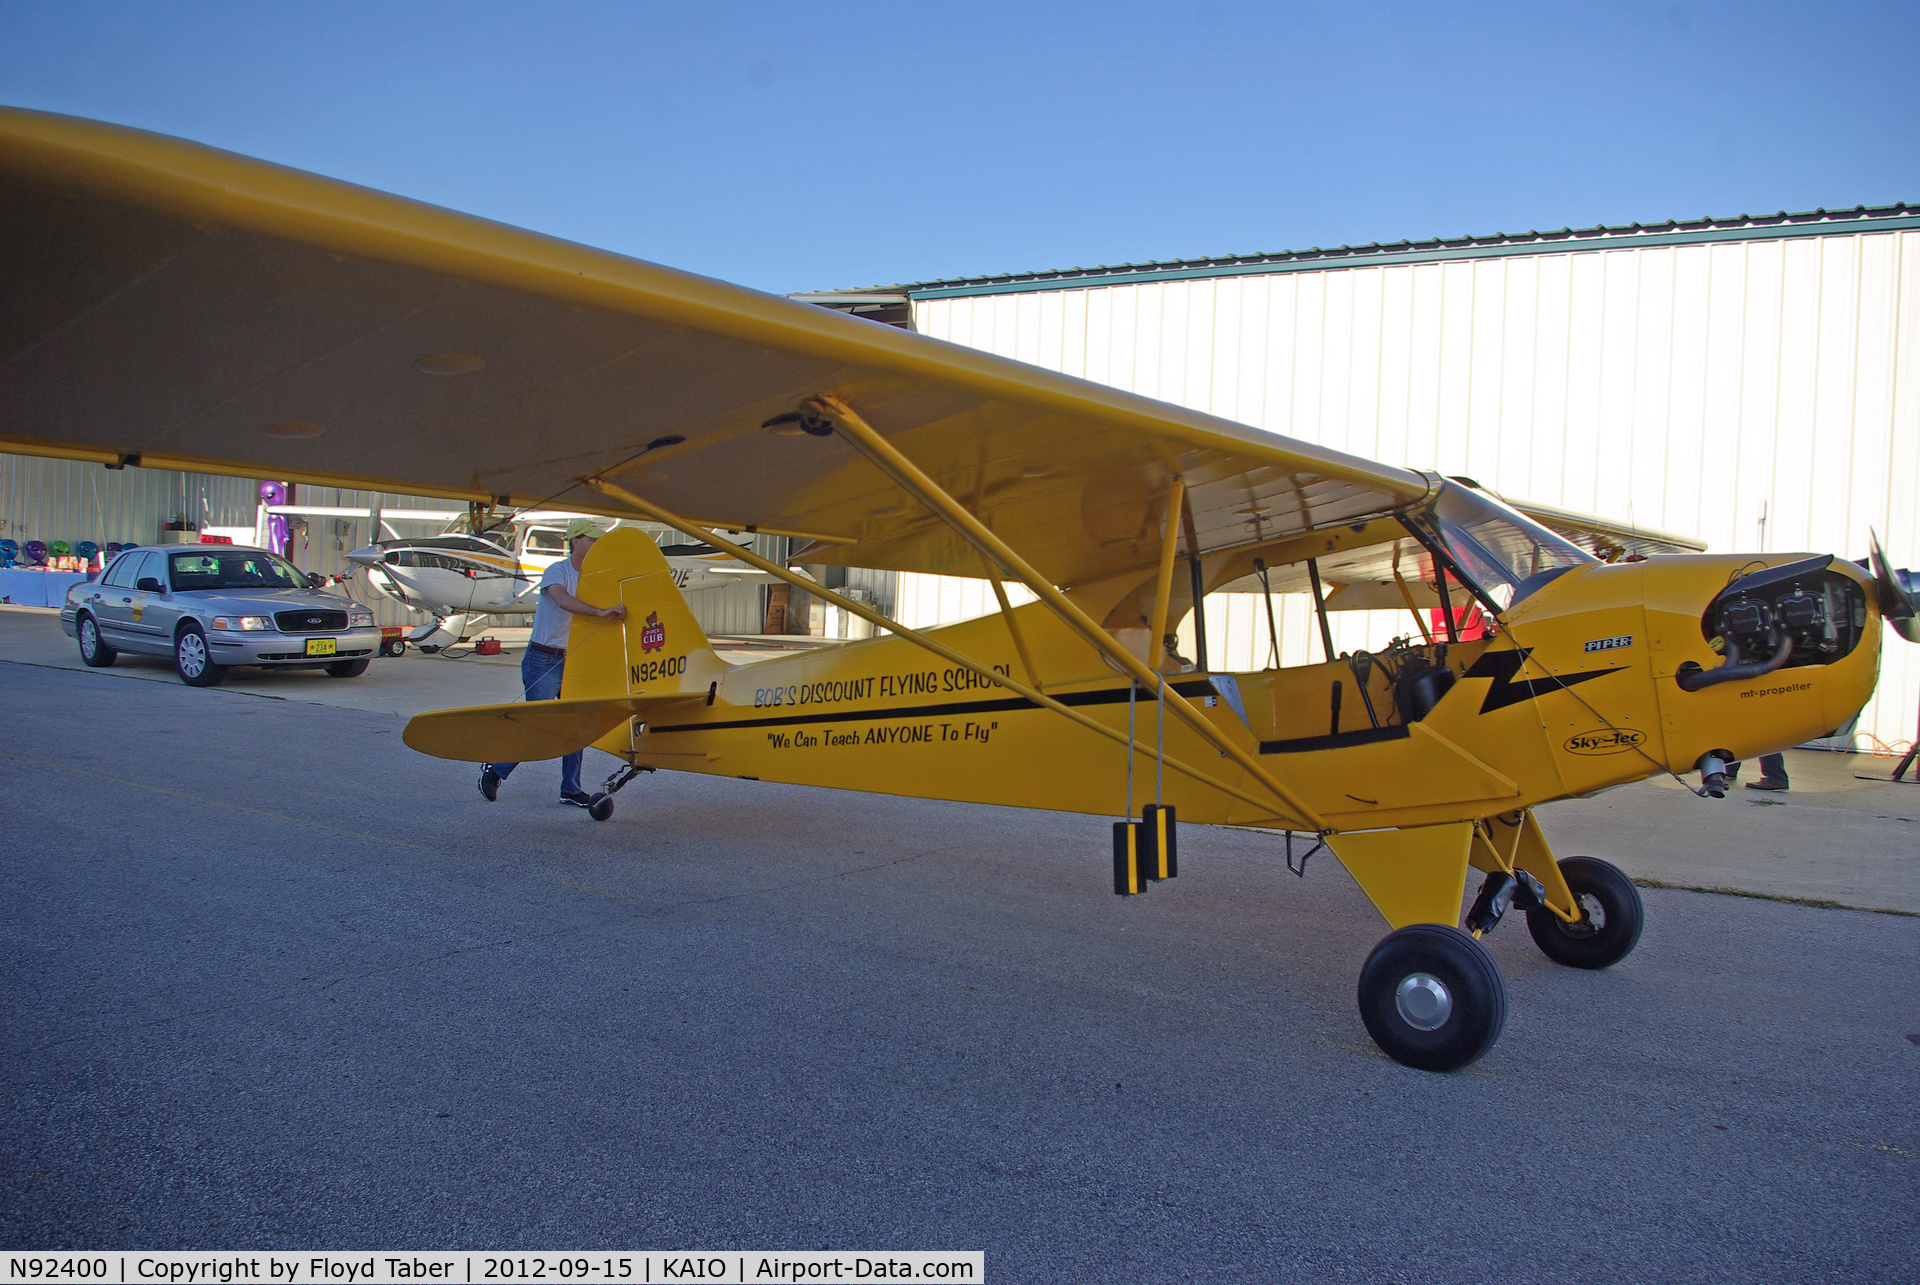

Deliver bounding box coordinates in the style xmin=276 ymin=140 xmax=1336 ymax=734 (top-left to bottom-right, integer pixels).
xmin=797 ymin=202 xmax=1920 ymax=316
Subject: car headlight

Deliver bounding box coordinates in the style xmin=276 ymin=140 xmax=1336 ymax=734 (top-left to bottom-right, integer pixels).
xmin=348 ymin=607 xmax=375 ymax=628
xmin=211 ymin=615 xmax=272 ymax=631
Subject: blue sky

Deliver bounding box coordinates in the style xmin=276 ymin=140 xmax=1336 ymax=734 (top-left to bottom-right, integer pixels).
xmin=4 ymin=2 xmax=1916 ymax=295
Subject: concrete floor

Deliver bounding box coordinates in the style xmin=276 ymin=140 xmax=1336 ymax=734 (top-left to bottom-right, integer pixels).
xmin=2 ymin=650 xmax=1916 ymax=1280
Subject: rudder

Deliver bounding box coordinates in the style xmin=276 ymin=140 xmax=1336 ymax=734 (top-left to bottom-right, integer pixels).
xmin=561 ymin=527 xmax=728 ymax=705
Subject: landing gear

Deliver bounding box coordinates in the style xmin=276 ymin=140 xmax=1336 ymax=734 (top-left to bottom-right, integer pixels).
xmin=1358 ymin=924 xmax=1507 ymax=1072
xmin=1525 ymin=856 xmax=1644 ymax=969
xmin=585 ymin=763 xmax=654 ymax=823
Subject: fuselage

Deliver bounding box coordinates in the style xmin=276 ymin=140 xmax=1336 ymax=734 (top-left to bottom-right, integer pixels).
xmin=592 ymin=552 xmax=1883 ymax=833
xmin=346 ymin=520 xmax=774 ymax=619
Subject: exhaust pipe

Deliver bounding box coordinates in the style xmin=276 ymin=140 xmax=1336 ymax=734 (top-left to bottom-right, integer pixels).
xmin=1675 ymin=633 xmax=1793 ymax=693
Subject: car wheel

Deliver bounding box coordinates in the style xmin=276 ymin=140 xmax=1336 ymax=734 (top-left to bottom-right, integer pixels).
xmin=325 ymin=659 xmax=371 ymax=678
xmin=77 ymin=613 xmax=116 ymax=667
xmin=175 ymin=624 xmax=226 ymax=687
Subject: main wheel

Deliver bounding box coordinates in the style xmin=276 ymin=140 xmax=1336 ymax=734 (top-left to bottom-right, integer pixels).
xmin=76 ymin=613 xmax=116 ymax=667
xmin=587 ymin=794 xmax=614 ymax=822
xmin=1526 ymin=856 xmax=1643 ymax=969
xmin=174 ymin=625 xmax=226 ymax=687
xmin=325 ymin=658 xmax=371 ymax=678
xmin=1358 ymin=924 xmax=1508 ymax=1072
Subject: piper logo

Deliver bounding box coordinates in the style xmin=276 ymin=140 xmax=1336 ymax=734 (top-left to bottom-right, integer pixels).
xmin=639 ymin=610 xmax=667 ymax=653
xmin=1583 ymin=634 xmax=1633 ymax=653
xmin=1564 ymin=727 xmax=1646 ymax=756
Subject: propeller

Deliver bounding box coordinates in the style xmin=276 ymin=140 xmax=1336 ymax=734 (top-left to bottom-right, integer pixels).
xmin=1868 ymin=529 xmax=1919 ymax=644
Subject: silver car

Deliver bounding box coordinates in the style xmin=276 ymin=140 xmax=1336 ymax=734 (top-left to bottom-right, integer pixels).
xmin=60 ymin=545 xmax=382 ymax=686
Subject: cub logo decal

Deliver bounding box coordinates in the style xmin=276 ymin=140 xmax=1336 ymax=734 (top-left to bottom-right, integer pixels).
xmin=639 ymin=610 xmax=667 ymax=653
xmin=1563 ymin=727 xmax=1647 ymax=756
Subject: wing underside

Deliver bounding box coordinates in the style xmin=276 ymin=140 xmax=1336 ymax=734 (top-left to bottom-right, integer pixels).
xmin=0 ymin=107 xmax=1431 ymax=591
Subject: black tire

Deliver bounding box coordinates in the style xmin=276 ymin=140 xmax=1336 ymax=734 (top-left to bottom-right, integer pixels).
xmin=1358 ymin=924 xmax=1508 ymax=1072
xmin=379 ymin=638 xmax=407 ymax=658
xmin=325 ymin=659 xmax=371 ymax=678
xmin=76 ymin=613 xmax=116 ymax=667
xmin=174 ymin=624 xmax=225 ymax=687
xmin=587 ymin=794 xmax=614 ymax=822
xmin=1526 ymin=856 xmax=1644 ymax=969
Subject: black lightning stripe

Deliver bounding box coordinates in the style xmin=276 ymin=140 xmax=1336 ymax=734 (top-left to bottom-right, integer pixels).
xmin=1464 ymin=648 xmax=1625 ymax=714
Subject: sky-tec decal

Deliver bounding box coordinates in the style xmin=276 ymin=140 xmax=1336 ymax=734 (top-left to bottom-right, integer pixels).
xmin=639 ymin=610 xmax=666 ymax=653
xmin=1465 ymin=648 xmax=1625 ymax=714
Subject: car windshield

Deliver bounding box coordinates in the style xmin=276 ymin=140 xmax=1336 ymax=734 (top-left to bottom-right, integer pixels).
xmin=169 ymin=550 xmax=307 ymax=591
xmin=1417 ymin=483 xmax=1594 ymax=611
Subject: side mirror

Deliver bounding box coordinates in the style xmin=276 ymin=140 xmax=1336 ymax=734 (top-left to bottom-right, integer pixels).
xmin=136 ymin=577 xmax=163 ymax=592
xmin=306 ymin=572 xmax=325 ymax=589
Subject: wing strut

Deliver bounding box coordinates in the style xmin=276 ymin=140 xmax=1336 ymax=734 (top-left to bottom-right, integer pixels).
xmin=809 ymin=394 xmax=1329 ymax=832
xmin=1146 ymin=478 xmax=1188 ymax=667
xmin=580 ymin=477 xmax=1309 ymax=826
xmin=982 ymin=561 xmax=1044 ymax=691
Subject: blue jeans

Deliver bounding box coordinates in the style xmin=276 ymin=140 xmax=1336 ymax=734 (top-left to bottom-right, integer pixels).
xmin=490 ymin=650 xmax=582 ymax=796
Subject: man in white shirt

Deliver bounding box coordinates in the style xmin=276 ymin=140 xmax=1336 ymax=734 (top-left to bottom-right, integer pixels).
xmin=479 ymin=517 xmax=627 ymax=807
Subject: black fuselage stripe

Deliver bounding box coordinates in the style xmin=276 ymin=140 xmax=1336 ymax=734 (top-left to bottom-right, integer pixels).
xmin=647 ymin=679 xmax=1217 ymax=735
xmin=1260 ymin=724 xmax=1411 ymax=754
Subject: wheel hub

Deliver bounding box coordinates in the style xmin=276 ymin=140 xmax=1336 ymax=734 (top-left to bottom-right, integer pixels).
xmin=1578 ymin=892 xmax=1606 ymax=931
xmin=1394 ymin=972 xmax=1453 ymax=1031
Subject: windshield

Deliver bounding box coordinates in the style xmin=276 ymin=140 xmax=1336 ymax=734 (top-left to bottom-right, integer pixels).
xmin=1420 ymin=483 xmax=1594 ymax=611
xmin=169 ymin=550 xmax=308 ymax=591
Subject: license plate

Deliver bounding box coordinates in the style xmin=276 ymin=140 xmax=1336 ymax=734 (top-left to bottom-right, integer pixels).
xmin=305 ymin=638 xmax=338 ymax=657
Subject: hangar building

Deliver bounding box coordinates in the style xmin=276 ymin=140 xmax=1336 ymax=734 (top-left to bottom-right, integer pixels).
xmin=802 ymin=205 xmax=1920 ymax=751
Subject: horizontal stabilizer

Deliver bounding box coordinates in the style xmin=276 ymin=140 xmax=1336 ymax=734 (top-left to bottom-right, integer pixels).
xmin=403 ymin=694 xmax=690 ymax=763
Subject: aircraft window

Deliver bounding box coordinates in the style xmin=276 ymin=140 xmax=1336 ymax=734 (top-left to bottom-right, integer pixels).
xmin=524 ymin=529 xmax=567 ymax=554
xmin=168 ymin=550 xmax=306 ymax=590
xmin=1422 ymin=483 xmax=1593 ymax=611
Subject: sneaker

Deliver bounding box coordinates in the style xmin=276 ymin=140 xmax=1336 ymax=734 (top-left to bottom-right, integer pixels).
xmin=478 ymin=766 xmax=499 ymax=802
xmin=1745 ymin=779 xmax=1788 ymax=792
xmin=561 ymin=790 xmax=593 ymax=807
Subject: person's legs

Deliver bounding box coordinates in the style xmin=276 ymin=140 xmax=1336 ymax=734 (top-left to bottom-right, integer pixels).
xmin=1746 ymin=751 xmax=1790 ymax=791
xmin=483 ymin=651 xmax=565 ymax=792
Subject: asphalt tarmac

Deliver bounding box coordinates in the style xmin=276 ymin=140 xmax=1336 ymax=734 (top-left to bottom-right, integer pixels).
xmin=3 ymin=659 xmax=1918 ymax=1281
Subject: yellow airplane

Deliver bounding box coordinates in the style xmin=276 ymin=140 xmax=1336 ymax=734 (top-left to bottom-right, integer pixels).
xmin=4 ymin=108 xmax=1914 ymax=1071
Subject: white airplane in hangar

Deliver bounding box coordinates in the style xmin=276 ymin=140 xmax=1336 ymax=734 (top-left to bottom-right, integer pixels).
xmin=341 ymin=509 xmax=784 ymax=651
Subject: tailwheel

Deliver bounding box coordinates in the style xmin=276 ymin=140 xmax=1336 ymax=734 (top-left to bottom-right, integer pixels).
xmin=1358 ymin=924 xmax=1508 ymax=1072
xmin=1525 ymin=856 xmax=1643 ymax=969
xmin=587 ymin=794 xmax=614 ymax=822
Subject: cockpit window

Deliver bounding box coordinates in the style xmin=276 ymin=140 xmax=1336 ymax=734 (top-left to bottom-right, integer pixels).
xmin=524 ymin=528 xmax=567 ymax=555
xmin=1416 ymin=483 xmax=1594 ymax=611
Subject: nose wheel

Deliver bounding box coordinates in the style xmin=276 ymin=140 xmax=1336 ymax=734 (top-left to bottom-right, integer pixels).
xmin=1358 ymin=924 xmax=1507 ymax=1072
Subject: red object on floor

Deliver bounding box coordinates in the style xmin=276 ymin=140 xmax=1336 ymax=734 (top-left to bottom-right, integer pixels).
xmin=474 ymin=637 xmax=503 ymax=655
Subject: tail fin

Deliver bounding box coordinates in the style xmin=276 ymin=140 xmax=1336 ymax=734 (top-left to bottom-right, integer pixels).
xmin=401 ymin=527 xmax=728 ymax=764
xmin=563 ymin=523 xmax=729 ymax=698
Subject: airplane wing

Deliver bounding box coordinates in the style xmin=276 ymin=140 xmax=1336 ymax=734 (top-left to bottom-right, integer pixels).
xmin=0 ymin=108 xmax=1431 ymax=591
xmin=1503 ymin=498 xmax=1707 ymax=559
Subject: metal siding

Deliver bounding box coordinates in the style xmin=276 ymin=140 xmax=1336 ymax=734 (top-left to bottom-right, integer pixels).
xmin=1 ymin=454 xmax=256 ymax=559
xmin=913 ymin=229 xmax=1920 ymax=749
